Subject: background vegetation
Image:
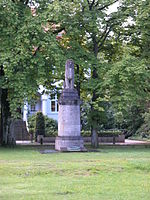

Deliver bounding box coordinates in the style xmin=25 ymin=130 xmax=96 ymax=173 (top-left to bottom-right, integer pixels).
xmin=28 ymin=114 xmax=58 ymax=138
xmin=0 ymin=0 xmax=149 ymax=146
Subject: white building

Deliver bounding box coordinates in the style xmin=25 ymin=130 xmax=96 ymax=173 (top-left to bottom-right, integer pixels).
xmin=23 ymin=86 xmax=58 ymax=123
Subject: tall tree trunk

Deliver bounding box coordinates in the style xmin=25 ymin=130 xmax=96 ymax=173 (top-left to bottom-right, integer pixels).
xmin=0 ymin=66 xmax=15 ymax=146
xmin=91 ymin=36 xmax=99 ymax=148
xmin=91 ymin=86 xmax=99 ymax=148
xmin=91 ymin=126 xmax=99 ymax=148
xmin=0 ymin=65 xmax=4 ymax=144
xmin=1 ymin=88 xmax=11 ymax=145
xmin=0 ymin=90 xmax=2 ymax=144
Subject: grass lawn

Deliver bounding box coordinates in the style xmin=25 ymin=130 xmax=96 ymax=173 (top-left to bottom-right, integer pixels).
xmin=0 ymin=145 xmax=150 ymax=200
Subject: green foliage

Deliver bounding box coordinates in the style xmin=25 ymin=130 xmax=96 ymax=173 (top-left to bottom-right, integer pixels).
xmin=28 ymin=113 xmax=58 ymax=137
xmin=28 ymin=114 xmax=36 ymax=131
xmin=101 ymin=52 xmax=150 ymax=135
xmin=44 ymin=116 xmax=58 ymax=137
xmin=103 ymin=54 xmax=149 ymax=109
xmin=0 ymin=0 xmax=65 ymax=117
xmin=136 ymin=109 xmax=150 ymax=138
xmin=35 ymin=112 xmax=45 ymax=137
xmin=98 ymin=130 xmax=122 ymax=137
xmin=43 ymin=0 xmax=142 ymax=136
xmin=81 ymin=130 xmax=122 ymax=137
xmin=81 ymin=101 xmax=116 ymax=131
xmin=0 ymin=0 xmax=149 ymax=141
xmin=115 ymin=106 xmax=144 ymax=133
xmin=130 ymin=0 xmax=150 ymax=59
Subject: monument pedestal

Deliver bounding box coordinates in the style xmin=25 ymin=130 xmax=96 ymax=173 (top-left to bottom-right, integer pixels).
xmin=55 ymin=136 xmax=85 ymax=151
xmin=55 ymin=88 xmax=86 ymax=152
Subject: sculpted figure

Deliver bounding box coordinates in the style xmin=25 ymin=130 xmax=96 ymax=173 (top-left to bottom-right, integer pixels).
xmin=64 ymin=59 xmax=74 ymax=89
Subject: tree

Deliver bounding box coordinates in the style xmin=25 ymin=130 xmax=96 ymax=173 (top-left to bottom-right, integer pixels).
xmin=0 ymin=66 xmax=11 ymax=145
xmin=101 ymin=0 xmax=150 ymax=135
xmin=1 ymin=0 xmax=149 ymax=146
xmin=45 ymin=0 xmax=143 ymax=147
xmin=0 ymin=0 xmax=65 ymax=145
xmin=35 ymin=111 xmax=45 ymax=140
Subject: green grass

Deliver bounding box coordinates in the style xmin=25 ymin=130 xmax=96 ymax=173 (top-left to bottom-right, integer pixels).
xmin=0 ymin=146 xmax=150 ymax=200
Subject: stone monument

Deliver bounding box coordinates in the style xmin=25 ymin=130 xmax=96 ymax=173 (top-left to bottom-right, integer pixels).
xmin=55 ymin=60 xmax=86 ymax=151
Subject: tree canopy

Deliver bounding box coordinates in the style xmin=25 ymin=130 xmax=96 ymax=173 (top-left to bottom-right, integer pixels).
xmin=0 ymin=0 xmax=149 ymax=146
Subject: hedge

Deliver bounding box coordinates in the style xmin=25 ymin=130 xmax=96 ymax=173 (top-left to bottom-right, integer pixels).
xmin=28 ymin=114 xmax=58 ymax=138
xmin=81 ymin=130 xmax=123 ymax=137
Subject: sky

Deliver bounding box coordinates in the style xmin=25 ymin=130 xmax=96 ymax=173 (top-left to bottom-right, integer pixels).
xmin=107 ymin=1 xmax=120 ymax=14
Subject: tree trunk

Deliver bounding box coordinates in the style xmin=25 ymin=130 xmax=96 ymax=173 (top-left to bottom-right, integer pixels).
xmin=0 ymin=66 xmax=4 ymax=144
xmin=91 ymin=98 xmax=99 ymax=148
xmin=1 ymin=89 xmax=10 ymax=145
xmin=91 ymin=36 xmax=99 ymax=148
xmin=91 ymin=128 xmax=99 ymax=148
xmin=0 ymin=91 xmax=2 ymax=144
xmin=1 ymin=89 xmax=16 ymax=146
xmin=0 ymin=66 xmax=15 ymax=146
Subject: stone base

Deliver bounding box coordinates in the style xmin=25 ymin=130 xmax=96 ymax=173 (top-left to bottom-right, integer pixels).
xmin=55 ymin=136 xmax=86 ymax=152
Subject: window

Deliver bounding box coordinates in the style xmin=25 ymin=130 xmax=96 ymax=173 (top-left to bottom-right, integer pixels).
xmin=50 ymin=94 xmax=58 ymax=112
xmin=51 ymin=101 xmax=55 ymax=112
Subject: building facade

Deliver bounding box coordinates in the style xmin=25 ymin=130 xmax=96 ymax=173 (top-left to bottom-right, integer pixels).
xmin=23 ymin=86 xmax=58 ymax=123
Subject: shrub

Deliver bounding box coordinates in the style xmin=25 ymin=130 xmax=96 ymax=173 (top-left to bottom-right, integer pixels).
xmin=28 ymin=115 xmax=36 ymax=132
xmin=81 ymin=130 xmax=122 ymax=137
xmin=28 ymin=113 xmax=58 ymax=137
xmin=44 ymin=116 xmax=58 ymax=137
xmin=98 ymin=130 xmax=122 ymax=137
xmin=81 ymin=130 xmax=91 ymax=137
xmin=136 ymin=110 xmax=150 ymax=138
xmin=35 ymin=112 xmax=45 ymax=138
xmin=28 ymin=128 xmax=34 ymax=142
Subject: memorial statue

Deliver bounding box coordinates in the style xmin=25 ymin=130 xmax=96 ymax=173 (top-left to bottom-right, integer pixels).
xmin=64 ymin=59 xmax=74 ymax=89
xmin=55 ymin=59 xmax=86 ymax=151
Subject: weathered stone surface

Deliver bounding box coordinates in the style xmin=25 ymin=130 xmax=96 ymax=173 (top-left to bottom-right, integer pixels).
xmin=14 ymin=120 xmax=29 ymax=140
xmin=55 ymin=60 xmax=86 ymax=151
xmin=8 ymin=119 xmax=16 ymax=146
xmin=55 ymin=136 xmax=85 ymax=151
xmin=55 ymin=89 xmax=85 ymax=151
xmin=59 ymin=88 xmax=80 ymax=105
xmin=58 ymin=105 xmax=80 ymax=136
xmin=64 ymin=59 xmax=74 ymax=89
